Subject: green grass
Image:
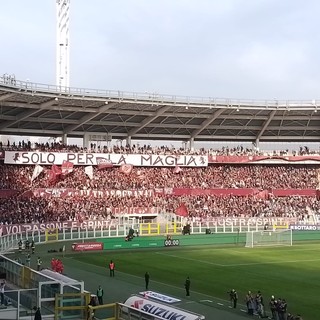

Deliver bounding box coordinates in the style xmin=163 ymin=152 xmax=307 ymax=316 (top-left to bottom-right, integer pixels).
xmin=69 ymin=241 xmax=320 ymax=320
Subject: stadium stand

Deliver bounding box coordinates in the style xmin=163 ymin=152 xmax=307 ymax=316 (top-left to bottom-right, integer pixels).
xmin=0 ymin=144 xmax=319 ymax=225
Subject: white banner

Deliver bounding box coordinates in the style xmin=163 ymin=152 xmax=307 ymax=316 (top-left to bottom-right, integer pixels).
xmin=31 ymin=164 xmax=44 ymax=182
xmin=4 ymin=152 xmax=208 ymax=167
xmin=139 ymin=291 xmax=181 ymax=304
xmin=85 ymin=166 xmax=94 ymax=179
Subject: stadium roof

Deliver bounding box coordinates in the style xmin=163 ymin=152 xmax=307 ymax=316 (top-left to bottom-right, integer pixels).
xmin=0 ymin=77 xmax=319 ymax=143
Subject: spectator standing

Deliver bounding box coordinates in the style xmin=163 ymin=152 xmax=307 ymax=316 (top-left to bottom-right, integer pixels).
xmin=31 ymin=240 xmax=35 ymax=254
xmin=96 ymin=285 xmax=104 ymax=305
xmin=245 ymin=291 xmax=254 ymax=315
xmin=269 ymin=295 xmax=277 ymax=320
xmin=278 ymin=298 xmax=287 ymax=320
xmin=37 ymin=257 xmax=42 ymax=271
xmin=256 ymin=291 xmax=267 ymax=318
xmin=145 ymin=272 xmax=150 ymax=290
xmin=18 ymin=239 xmax=22 ymax=253
xmin=34 ymin=307 xmax=42 ymax=320
xmin=25 ymin=239 xmax=30 ymax=250
xmin=229 ymin=289 xmax=238 ymax=308
xmin=109 ymin=260 xmax=115 ymax=277
xmin=0 ymin=280 xmax=5 ymax=305
xmin=184 ymin=276 xmax=190 ymax=296
xmin=26 ymin=253 xmax=31 ymax=267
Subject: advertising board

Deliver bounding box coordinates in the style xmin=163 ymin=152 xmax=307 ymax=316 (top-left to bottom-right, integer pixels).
xmin=122 ymin=295 xmax=205 ymax=320
xmin=71 ymin=242 xmax=103 ymax=251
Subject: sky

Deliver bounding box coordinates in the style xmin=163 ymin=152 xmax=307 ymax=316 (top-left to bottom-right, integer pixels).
xmin=0 ymin=0 xmax=320 ymax=150
xmin=1 ymin=0 xmax=320 ymax=101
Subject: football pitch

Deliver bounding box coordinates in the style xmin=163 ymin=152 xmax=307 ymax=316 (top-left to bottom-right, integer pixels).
xmin=57 ymin=241 xmax=320 ymax=320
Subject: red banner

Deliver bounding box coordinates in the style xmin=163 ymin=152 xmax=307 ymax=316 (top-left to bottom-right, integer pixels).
xmin=208 ymin=155 xmax=320 ymax=164
xmin=17 ymin=188 xmax=319 ymax=199
xmin=30 ymin=188 xmax=154 ymax=198
xmin=96 ymin=157 xmax=113 ymax=170
xmin=120 ymin=164 xmax=133 ymax=175
xmin=270 ymin=189 xmax=318 ymax=197
xmin=48 ymin=165 xmax=62 ymax=184
xmin=156 ymin=188 xmax=318 ymax=197
xmin=71 ymin=242 xmax=103 ymax=251
xmin=0 ymin=190 xmax=19 ymax=198
xmin=175 ymin=203 xmax=188 ymax=217
xmin=61 ymin=161 xmax=74 ymax=175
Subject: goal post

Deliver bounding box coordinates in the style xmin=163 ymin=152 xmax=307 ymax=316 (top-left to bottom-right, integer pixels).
xmin=245 ymin=229 xmax=292 ymax=248
xmin=45 ymin=228 xmax=59 ymax=242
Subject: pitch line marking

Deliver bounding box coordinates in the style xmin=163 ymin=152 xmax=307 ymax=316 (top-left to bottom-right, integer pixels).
xmin=155 ymin=251 xmax=320 ymax=267
xmin=155 ymin=252 xmax=226 ymax=266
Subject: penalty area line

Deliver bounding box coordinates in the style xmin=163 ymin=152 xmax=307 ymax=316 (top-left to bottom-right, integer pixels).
xmin=155 ymin=252 xmax=226 ymax=266
xmin=155 ymin=252 xmax=320 ymax=267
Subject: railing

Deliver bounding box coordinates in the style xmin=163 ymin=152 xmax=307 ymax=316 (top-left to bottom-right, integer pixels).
xmin=0 ymin=224 xmax=130 ymax=254
xmin=0 ymin=255 xmax=86 ymax=320
xmin=0 ymin=220 xmax=272 ymax=255
xmin=0 ymin=76 xmax=318 ymax=110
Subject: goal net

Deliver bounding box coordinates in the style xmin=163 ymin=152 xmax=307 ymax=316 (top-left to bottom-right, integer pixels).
xmin=245 ymin=229 xmax=292 ymax=248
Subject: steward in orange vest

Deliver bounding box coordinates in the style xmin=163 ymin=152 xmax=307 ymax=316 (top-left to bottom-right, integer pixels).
xmin=109 ymin=260 xmax=115 ymax=277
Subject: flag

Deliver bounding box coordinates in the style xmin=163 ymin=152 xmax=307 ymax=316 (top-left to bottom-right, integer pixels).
xmin=48 ymin=165 xmax=62 ymax=184
xmin=61 ymin=161 xmax=74 ymax=176
xmin=96 ymin=157 xmax=113 ymax=170
xmin=119 ymin=164 xmax=133 ymax=175
xmin=175 ymin=203 xmax=188 ymax=217
xmin=85 ymin=166 xmax=94 ymax=180
xmin=173 ymin=165 xmax=182 ymax=174
xmin=136 ymin=169 xmax=145 ymax=180
xmin=31 ymin=165 xmax=44 ymax=182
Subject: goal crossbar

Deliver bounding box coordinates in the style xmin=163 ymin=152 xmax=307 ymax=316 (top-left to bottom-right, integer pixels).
xmin=245 ymin=229 xmax=292 ymax=248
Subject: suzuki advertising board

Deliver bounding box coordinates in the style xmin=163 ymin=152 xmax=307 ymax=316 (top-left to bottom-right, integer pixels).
xmin=122 ymin=295 xmax=205 ymax=320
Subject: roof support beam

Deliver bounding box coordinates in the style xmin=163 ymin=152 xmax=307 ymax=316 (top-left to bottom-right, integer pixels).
xmin=0 ymin=93 xmax=15 ymax=101
xmin=256 ymin=110 xmax=276 ymax=141
xmin=128 ymin=106 xmax=170 ymax=136
xmin=0 ymin=99 xmax=56 ymax=130
xmin=63 ymin=102 xmax=116 ymax=134
xmin=190 ymin=108 xmax=224 ymax=139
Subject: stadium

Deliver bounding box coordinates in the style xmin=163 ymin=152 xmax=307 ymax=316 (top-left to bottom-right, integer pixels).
xmin=0 ymin=1 xmax=320 ymax=320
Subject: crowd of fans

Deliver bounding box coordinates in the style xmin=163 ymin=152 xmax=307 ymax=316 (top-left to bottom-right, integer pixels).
xmin=0 ymin=164 xmax=319 ymax=190
xmin=0 ymin=141 xmax=311 ymax=319
xmin=0 ymin=193 xmax=318 ymax=225
xmin=0 ymin=142 xmax=319 ymax=225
